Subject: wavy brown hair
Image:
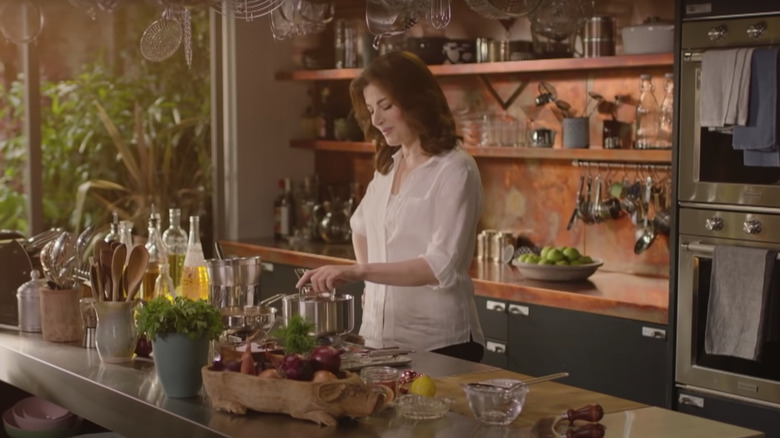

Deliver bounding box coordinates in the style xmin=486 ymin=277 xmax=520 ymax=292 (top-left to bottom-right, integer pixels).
xmin=349 ymin=51 xmax=458 ymax=175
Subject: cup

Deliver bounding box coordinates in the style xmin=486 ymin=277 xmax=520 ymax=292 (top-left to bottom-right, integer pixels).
xmin=360 ymin=366 xmax=400 ymax=397
xmin=563 ymin=117 xmax=590 ymax=149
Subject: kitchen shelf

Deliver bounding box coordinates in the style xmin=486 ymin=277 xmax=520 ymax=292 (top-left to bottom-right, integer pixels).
xmin=290 ymin=139 xmax=672 ymax=163
xmin=275 ymin=53 xmax=674 ymax=81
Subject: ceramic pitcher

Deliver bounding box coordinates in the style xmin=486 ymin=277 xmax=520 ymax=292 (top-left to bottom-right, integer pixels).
xmin=93 ymin=300 xmax=140 ymax=363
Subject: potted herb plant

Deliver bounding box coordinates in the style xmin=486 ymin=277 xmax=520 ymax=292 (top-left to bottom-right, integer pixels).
xmin=136 ymin=296 xmax=223 ymax=398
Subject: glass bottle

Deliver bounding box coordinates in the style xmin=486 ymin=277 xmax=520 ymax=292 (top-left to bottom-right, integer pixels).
xmin=273 ymin=177 xmax=294 ymax=240
xmin=153 ymin=262 xmax=175 ymax=301
xmin=104 ymin=211 xmax=120 ymax=243
xmin=162 ymin=208 xmax=187 ymax=291
xmin=142 ymin=207 xmax=168 ymax=302
xmin=634 ymin=74 xmax=660 ymax=149
xmin=657 ymin=72 xmax=674 ymax=149
xmin=295 ymin=176 xmax=317 ymax=240
xmin=118 ymin=220 xmax=134 ymax=263
xmin=180 ymin=215 xmax=209 ymax=301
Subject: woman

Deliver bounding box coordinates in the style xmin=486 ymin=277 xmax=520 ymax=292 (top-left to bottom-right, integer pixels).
xmin=296 ymin=51 xmax=484 ymax=362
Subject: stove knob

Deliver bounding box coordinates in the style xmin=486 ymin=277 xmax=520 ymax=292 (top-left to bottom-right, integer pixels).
xmin=747 ymin=21 xmax=766 ymax=39
xmin=707 ymin=24 xmax=727 ymax=41
xmin=743 ymin=220 xmax=762 ymax=235
xmin=705 ymin=217 xmax=723 ymax=231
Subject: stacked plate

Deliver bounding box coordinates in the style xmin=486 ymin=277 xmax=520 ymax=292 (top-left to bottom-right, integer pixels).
xmin=2 ymin=397 xmax=79 ymax=438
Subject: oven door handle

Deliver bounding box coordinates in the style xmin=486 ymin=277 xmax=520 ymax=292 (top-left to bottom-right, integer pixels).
xmin=681 ymin=241 xmax=780 ymax=259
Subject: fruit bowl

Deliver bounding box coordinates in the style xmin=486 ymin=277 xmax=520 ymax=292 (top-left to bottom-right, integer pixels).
xmin=511 ymin=258 xmax=603 ymax=282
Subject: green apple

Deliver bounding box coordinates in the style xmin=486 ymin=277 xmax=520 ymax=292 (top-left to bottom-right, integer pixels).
xmin=545 ymin=248 xmax=565 ymax=262
xmin=562 ymin=247 xmax=581 ymax=261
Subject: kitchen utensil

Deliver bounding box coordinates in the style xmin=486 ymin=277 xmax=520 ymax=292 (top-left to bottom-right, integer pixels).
xmin=124 ymin=246 xmax=149 ymax=302
xmin=466 ymin=372 xmax=568 ymax=391
xmin=282 ymin=292 xmax=355 ymax=338
xmin=0 ymin=0 xmax=44 ymax=44
xmin=139 ymin=9 xmax=183 ymax=62
xmin=634 ymin=177 xmax=657 ymax=254
xmin=566 ymin=176 xmax=585 ymax=230
xmin=210 ymin=0 xmax=287 ymax=21
xmin=259 ymin=293 xmax=286 ymax=307
xmin=110 ymin=244 xmax=127 ymax=301
xmin=427 ymin=0 xmax=451 ymax=30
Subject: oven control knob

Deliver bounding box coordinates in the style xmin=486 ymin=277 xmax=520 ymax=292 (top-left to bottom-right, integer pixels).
xmin=705 ymin=217 xmax=723 ymax=231
xmin=743 ymin=220 xmax=762 ymax=235
xmin=747 ymin=22 xmax=766 ymax=39
xmin=707 ymin=24 xmax=728 ymax=41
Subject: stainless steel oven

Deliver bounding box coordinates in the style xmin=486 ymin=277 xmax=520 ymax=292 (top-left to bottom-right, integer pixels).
xmin=678 ymin=13 xmax=780 ymax=208
xmin=677 ymin=206 xmax=780 ymax=406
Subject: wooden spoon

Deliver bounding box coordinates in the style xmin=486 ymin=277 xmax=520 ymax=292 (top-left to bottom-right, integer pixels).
xmin=125 ymin=245 xmax=149 ymax=302
xmin=111 ymin=244 xmax=127 ymax=302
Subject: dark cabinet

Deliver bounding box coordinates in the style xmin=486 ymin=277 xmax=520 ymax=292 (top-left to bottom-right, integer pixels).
xmin=506 ymin=301 xmax=669 ymax=407
xmin=676 ymin=387 xmax=780 ymax=438
xmin=258 ymin=262 xmax=364 ymax=334
xmin=475 ymin=295 xmax=669 ymax=407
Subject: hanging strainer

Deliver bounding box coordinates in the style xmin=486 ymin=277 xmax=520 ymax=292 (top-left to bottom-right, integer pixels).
xmin=0 ymin=0 xmax=44 ymax=44
xmin=139 ymin=10 xmax=183 ymax=62
xmin=465 ymin=0 xmax=545 ymax=19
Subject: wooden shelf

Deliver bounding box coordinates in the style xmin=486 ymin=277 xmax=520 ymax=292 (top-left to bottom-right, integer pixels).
xmin=275 ymin=53 xmax=674 ymax=81
xmin=290 ymin=139 xmax=672 ymax=163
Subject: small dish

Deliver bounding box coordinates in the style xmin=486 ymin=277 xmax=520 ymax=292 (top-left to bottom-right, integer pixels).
xmin=393 ymin=394 xmax=454 ymax=420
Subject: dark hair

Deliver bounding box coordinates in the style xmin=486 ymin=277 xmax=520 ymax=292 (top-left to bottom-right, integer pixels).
xmin=349 ymin=51 xmax=458 ymax=175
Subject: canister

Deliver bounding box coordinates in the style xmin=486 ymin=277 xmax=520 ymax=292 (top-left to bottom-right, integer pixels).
xmin=477 ymin=229 xmax=497 ymax=260
xmin=16 ymin=269 xmax=46 ymax=333
xmin=582 ymin=16 xmax=615 ymax=57
xmin=490 ymin=231 xmax=515 ymax=263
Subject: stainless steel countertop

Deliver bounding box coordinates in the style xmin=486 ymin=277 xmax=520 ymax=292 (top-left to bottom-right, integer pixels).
xmin=0 ymin=329 xmax=497 ymax=438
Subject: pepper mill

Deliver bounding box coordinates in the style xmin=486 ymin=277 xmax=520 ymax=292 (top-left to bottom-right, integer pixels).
xmin=562 ymin=404 xmax=604 ymax=424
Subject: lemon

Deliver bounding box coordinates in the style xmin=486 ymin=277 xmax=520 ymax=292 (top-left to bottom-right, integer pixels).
xmin=409 ymin=374 xmax=436 ymax=397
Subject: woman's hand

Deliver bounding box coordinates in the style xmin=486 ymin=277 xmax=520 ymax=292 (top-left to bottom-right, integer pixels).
xmin=295 ymin=264 xmax=364 ymax=293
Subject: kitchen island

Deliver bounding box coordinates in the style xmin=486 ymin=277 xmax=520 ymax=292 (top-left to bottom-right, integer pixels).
xmin=0 ymin=330 xmax=762 ymax=438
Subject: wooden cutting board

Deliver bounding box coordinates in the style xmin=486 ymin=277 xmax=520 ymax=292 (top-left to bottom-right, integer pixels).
xmin=0 ymin=240 xmax=33 ymax=329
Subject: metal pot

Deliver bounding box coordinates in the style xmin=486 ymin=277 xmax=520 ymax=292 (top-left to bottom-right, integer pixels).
xmin=282 ymin=293 xmax=354 ymax=337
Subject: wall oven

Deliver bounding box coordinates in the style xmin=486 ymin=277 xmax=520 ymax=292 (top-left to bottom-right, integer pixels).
xmin=677 ymin=207 xmax=780 ymax=406
xmin=678 ymin=13 xmax=780 ymax=208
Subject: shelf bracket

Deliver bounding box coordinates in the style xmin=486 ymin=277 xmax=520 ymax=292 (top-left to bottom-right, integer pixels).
xmin=478 ymin=75 xmax=527 ymax=112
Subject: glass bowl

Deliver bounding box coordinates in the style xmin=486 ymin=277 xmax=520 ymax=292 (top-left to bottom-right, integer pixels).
xmin=461 ymin=379 xmax=529 ymax=426
xmin=393 ymin=394 xmax=454 ymax=420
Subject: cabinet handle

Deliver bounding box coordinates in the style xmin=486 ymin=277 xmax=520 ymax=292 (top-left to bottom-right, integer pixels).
xmin=486 ymin=341 xmax=506 ymax=354
xmin=508 ymin=304 xmax=529 ymax=316
xmin=678 ymin=394 xmax=704 ymax=408
xmin=641 ymin=327 xmax=666 ymax=340
xmin=261 ymin=262 xmax=274 ymax=272
xmin=486 ymin=300 xmax=505 ymax=313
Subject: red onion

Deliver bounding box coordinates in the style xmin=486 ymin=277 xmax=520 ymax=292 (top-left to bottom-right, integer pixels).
xmin=309 ymin=346 xmax=342 ymax=374
xmin=279 ymin=353 xmax=314 ymax=381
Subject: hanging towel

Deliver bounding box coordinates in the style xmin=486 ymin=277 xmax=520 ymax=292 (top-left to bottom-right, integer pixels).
xmin=705 ymin=245 xmax=777 ymax=361
xmin=733 ymin=47 xmax=780 ymax=167
xmin=700 ymin=48 xmax=754 ymax=128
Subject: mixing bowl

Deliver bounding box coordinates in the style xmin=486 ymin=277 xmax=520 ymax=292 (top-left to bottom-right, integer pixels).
xmin=461 ymin=379 xmax=529 ymax=426
xmin=11 ymin=398 xmax=73 ymax=432
xmin=3 ymin=407 xmax=76 ymax=438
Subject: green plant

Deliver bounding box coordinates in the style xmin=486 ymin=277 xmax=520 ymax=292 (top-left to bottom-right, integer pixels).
xmin=135 ymin=296 xmax=223 ymax=342
xmin=273 ymin=315 xmax=316 ymax=355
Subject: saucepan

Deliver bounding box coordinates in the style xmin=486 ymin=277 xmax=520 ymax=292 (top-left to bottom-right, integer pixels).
xmin=282 ymin=292 xmax=355 ymax=338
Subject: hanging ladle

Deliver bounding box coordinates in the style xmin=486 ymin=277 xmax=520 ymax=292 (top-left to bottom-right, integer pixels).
xmin=466 ymin=372 xmax=569 ymax=391
xmin=634 ymin=177 xmax=657 ymax=255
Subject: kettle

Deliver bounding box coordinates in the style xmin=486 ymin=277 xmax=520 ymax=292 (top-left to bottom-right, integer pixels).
xmin=313 ymin=197 xmax=353 ymax=244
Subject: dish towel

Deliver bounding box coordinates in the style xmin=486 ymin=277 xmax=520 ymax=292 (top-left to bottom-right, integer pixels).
xmin=705 ymin=245 xmax=777 ymax=361
xmin=700 ymin=48 xmax=754 ymax=128
xmin=732 ymin=47 xmax=780 ymax=167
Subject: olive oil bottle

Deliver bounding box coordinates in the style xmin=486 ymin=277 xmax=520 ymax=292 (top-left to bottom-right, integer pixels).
xmin=142 ymin=206 xmax=168 ymax=301
xmin=180 ymin=215 xmax=209 ymax=301
xmin=162 ymin=208 xmax=187 ymax=292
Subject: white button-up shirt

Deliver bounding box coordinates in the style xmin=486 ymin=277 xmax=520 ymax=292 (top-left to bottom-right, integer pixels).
xmin=350 ymin=146 xmax=485 ymax=351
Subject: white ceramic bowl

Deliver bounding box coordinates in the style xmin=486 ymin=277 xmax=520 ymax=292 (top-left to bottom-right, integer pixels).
xmin=12 ymin=398 xmax=73 ymax=432
xmin=622 ymin=23 xmax=674 ymax=54
xmin=3 ymin=407 xmax=75 ymax=438
xmin=512 ymin=259 xmax=603 ymax=282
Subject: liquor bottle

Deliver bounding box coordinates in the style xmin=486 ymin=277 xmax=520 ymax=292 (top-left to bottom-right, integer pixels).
xmin=273 ymin=178 xmax=294 ymax=239
xmin=316 ymin=87 xmax=334 ymax=140
xmin=153 ymin=262 xmax=175 ymax=301
xmin=180 ymin=215 xmax=209 ymax=301
xmin=295 ymin=176 xmax=317 ymax=240
xmin=142 ymin=206 xmax=168 ymax=302
xmin=104 ymin=211 xmax=120 ymax=243
xmin=657 ymin=72 xmax=674 ymax=149
xmin=162 ymin=208 xmax=187 ymax=291
xmin=634 ymin=74 xmax=660 ymax=149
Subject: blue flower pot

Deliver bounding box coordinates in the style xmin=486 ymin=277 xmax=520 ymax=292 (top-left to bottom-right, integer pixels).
xmin=152 ymin=333 xmax=209 ymax=398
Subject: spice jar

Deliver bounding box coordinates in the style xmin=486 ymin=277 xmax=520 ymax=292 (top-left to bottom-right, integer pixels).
xmin=16 ymin=269 xmax=46 ymax=333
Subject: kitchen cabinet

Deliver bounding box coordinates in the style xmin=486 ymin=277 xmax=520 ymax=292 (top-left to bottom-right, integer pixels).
xmin=258 ymin=261 xmax=365 ymax=334
xmin=676 ymin=387 xmax=780 ymax=438
xmin=476 ymin=295 xmax=668 ymax=407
